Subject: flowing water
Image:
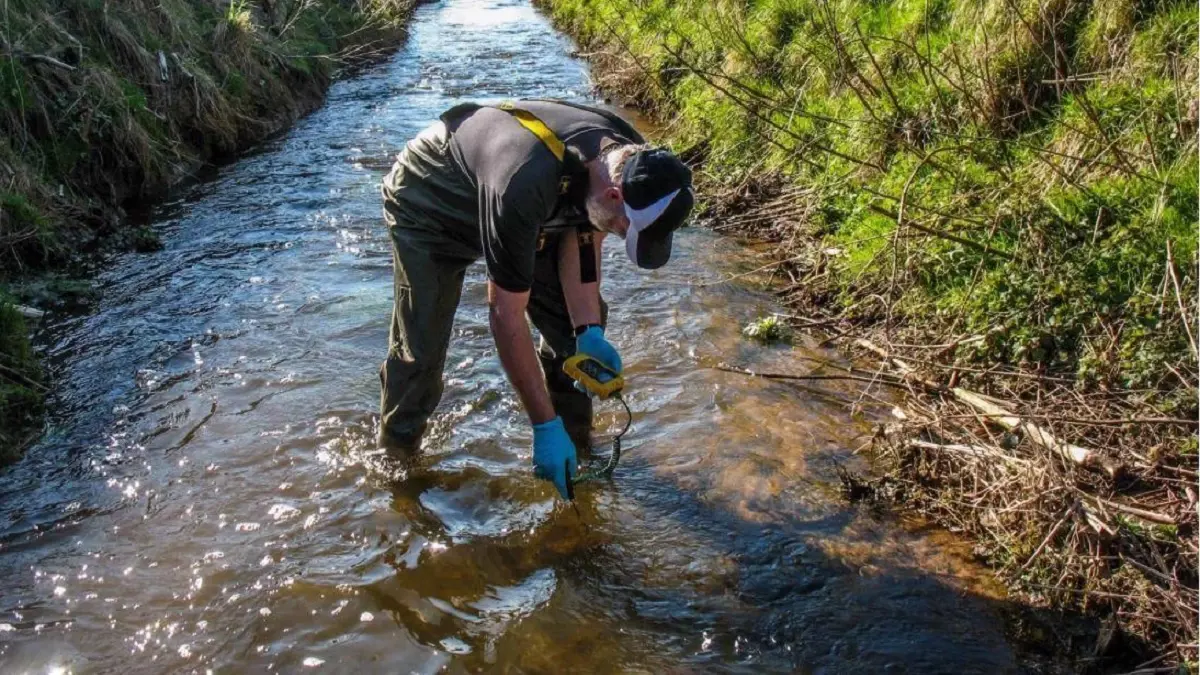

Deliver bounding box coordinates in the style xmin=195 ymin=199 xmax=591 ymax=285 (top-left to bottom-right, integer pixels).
xmin=0 ymin=1 xmax=1021 ymax=672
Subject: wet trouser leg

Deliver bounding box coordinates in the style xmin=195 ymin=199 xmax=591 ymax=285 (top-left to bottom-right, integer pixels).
xmin=527 ymin=236 xmax=608 ymax=453
xmin=378 ymin=226 xmax=468 ymax=453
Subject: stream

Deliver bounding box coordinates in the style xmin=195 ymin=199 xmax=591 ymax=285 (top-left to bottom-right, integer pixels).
xmin=0 ymin=1 xmax=1021 ymax=672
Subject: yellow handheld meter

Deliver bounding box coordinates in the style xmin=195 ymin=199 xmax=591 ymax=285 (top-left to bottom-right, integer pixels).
xmin=563 ymin=353 xmax=624 ymax=400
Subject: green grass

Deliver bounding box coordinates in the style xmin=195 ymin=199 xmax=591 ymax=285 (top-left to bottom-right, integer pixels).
xmin=1 ymin=191 xmax=44 ymax=229
xmin=743 ymin=315 xmax=792 ymax=344
xmin=540 ymin=0 xmax=1197 ymax=398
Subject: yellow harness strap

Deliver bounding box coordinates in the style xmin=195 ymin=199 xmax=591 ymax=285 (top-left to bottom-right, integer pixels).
xmin=494 ymin=102 xmax=581 ymax=256
xmin=497 ymin=102 xmax=565 ymax=162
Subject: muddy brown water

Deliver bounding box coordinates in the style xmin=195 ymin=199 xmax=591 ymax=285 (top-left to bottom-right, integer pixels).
xmin=0 ymin=1 xmax=1021 ymax=673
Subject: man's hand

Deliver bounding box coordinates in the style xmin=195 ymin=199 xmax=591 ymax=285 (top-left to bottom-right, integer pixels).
xmin=532 ymin=416 xmax=577 ymax=499
xmin=576 ymin=325 xmax=622 ymax=374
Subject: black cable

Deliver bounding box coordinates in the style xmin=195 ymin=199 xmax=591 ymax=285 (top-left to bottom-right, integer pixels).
xmin=615 ymin=393 xmax=632 ymax=438
xmin=572 ymin=393 xmax=631 ymax=485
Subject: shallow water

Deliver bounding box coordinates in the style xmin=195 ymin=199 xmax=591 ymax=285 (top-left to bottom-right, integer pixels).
xmin=0 ymin=1 xmax=1019 ymax=672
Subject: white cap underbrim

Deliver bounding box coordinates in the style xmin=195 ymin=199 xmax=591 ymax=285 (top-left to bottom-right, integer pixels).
xmin=623 ymin=188 xmax=680 ymax=264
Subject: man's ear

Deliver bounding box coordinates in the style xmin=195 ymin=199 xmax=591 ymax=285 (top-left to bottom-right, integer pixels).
xmin=604 ymin=185 xmax=622 ymax=205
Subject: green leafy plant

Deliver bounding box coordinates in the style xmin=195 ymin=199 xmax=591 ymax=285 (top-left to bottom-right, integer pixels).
xmin=743 ymin=315 xmax=791 ymax=344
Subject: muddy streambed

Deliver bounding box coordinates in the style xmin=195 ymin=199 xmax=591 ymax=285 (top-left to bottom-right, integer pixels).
xmin=0 ymin=1 xmax=1020 ymax=672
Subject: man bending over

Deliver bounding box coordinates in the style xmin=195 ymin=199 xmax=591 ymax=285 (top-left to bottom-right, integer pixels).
xmin=377 ymin=99 xmax=693 ymax=499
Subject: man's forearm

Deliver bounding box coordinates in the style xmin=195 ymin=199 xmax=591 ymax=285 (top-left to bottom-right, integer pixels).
xmin=488 ymin=290 xmax=555 ymax=424
xmin=558 ymin=229 xmax=603 ymax=328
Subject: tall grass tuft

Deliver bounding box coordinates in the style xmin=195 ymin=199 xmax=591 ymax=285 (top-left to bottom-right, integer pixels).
xmin=0 ymin=298 xmax=43 ymax=464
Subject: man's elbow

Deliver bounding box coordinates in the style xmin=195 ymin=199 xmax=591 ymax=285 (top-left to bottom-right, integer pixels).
xmin=487 ymin=301 xmax=512 ymax=329
xmin=486 ymin=282 xmax=529 ymax=323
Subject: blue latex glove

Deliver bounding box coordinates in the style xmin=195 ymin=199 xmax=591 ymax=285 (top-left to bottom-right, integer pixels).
xmin=532 ymin=416 xmax=577 ymax=499
xmin=576 ymin=325 xmax=622 ymax=373
xmin=574 ymin=325 xmax=622 ymax=395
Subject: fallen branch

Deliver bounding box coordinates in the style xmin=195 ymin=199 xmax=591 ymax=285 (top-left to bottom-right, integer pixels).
xmin=885 ymin=334 xmax=990 ymax=350
xmin=15 ymin=305 xmax=44 ymax=320
xmin=941 ymin=413 xmax=1199 ymax=427
xmin=1087 ymin=496 xmax=1178 ymax=526
xmin=1080 ymin=501 xmax=1118 ymax=536
xmin=715 ymin=363 xmax=909 ymax=388
xmin=699 ymin=254 xmax=806 ymax=287
xmin=0 ymin=361 xmax=46 ymax=392
xmin=770 ymin=312 xmax=843 ymax=330
xmin=1166 ymin=240 xmax=1197 ymax=359
xmin=952 ymin=388 xmax=1125 ymax=479
xmin=1021 ymin=506 xmax=1072 ymax=571
xmin=854 ymin=337 xmax=1125 ymax=478
xmin=908 ymin=439 xmax=1031 ymax=467
xmin=853 ymin=337 xmax=942 ymax=391
xmin=17 ymin=51 xmax=77 ymax=71
xmin=867 ymin=204 xmax=1014 ymax=260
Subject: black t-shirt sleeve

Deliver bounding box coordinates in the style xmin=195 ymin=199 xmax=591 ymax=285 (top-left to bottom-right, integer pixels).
xmin=478 ymin=163 xmax=557 ymax=293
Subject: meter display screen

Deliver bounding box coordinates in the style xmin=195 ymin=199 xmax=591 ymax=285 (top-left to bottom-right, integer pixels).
xmin=579 ymin=359 xmax=615 ymax=384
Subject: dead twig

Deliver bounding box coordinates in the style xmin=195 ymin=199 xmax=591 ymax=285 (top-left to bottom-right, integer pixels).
xmin=1021 ymin=505 xmax=1072 ymax=572
xmin=698 ymin=254 xmax=807 ymax=287
xmin=1166 ymin=240 xmax=1197 ymax=359
xmin=908 ymin=439 xmax=1031 ymax=468
xmin=867 ymin=204 xmax=1014 ymax=260
xmin=714 ymin=363 xmax=910 ymax=389
xmin=1086 ymin=496 xmax=1178 ymax=526
xmin=0 ymin=361 xmax=46 ymax=392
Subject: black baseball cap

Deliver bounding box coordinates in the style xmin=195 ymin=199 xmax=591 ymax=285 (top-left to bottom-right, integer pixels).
xmin=621 ymin=148 xmax=694 ymax=269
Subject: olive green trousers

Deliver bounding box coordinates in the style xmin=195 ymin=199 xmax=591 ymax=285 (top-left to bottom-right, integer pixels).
xmin=378 ymin=221 xmax=604 ymax=454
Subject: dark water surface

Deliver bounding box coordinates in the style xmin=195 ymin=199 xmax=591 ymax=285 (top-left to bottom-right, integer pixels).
xmin=0 ymin=1 xmax=1019 ymax=672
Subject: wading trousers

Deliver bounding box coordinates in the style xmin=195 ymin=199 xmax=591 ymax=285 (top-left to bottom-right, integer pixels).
xmin=378 ymin=223 xmax=605 ymax=455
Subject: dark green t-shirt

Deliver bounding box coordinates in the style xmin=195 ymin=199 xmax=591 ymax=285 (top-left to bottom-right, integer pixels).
xmin=381 ymin=100 xmax=643 ymax=292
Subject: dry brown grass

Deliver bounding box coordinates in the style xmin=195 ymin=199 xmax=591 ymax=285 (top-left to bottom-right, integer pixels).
xmin=848 ymin=343 xmax=1197 ymax=669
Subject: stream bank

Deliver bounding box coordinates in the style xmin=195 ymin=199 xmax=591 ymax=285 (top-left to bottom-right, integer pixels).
xmin=0 ymin=0 xmax=417 ymax=462
xmin=536 ymin=0 xmax=1198 ymax=669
